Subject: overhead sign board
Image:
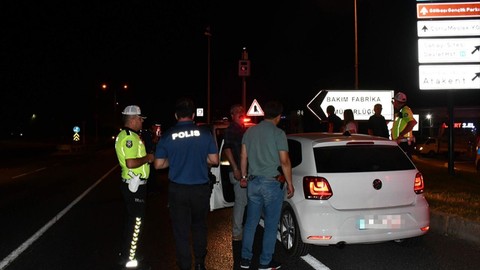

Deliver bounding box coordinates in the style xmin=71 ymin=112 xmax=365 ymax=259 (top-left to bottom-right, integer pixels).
xmin=417 ymin=19 xmax=480 ymax=37
xmin=419 ymin=64 xmax=480 ymax=90
xmin=417 ymin=2 xmax=480 ymax=91
xmin=418 ymin=38 xmax=480 ymax=63
xmin=307 ymin=90 xmax=395 ymax=121
xmin=417 ymin=2 xmax=480 ymax=19
xmin=246 ymin=99 xmax=264 ymax=116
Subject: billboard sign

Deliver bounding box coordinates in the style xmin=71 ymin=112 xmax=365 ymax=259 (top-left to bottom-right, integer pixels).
xmin=307 ymin=90 xmax=395 ymax=121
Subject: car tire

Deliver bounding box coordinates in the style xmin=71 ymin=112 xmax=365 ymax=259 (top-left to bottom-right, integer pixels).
xmin=279 ymin=204 xmax=310 ymax=257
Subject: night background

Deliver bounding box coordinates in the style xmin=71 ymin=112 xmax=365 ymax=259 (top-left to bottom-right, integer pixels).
xmin=1 ymin=0 xmax=479 ymax=142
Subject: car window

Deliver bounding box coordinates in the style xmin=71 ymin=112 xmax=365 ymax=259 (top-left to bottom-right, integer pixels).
xmin=287 ymin=139 xmax=302 ymax=168
xmin=314 ymin=145 xmax=415 ymax=173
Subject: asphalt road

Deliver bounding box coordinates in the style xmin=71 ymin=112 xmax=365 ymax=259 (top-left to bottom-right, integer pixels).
xmin=1 ymin=144 xmax=479 ymax=270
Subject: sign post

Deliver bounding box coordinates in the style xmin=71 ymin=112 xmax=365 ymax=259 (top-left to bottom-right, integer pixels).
xmin=239 ymin=47 xmax=251 ymax=111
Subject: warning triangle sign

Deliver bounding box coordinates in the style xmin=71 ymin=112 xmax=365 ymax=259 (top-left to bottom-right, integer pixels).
xmin=246 ymin=99 xmax=264 ymax=116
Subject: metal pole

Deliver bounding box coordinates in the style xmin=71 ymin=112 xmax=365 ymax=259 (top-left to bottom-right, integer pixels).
xmin=354 ymin=0 xmax=359 ymax=90
xmin=242 ymin=77 xmax=246 ymax=111
xmin=205 ymin=26 xmax=212 ymax=123
xmin=448 ymin=91 xmax=455 ymax=175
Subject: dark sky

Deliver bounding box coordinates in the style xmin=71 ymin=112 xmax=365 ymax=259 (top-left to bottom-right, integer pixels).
xmin=2 ymin=0 xmax=479 ymax=137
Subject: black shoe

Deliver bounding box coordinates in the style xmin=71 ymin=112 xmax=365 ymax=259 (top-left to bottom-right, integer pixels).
xmin=195 ymin=263 xmax=206 ymax=270
xmin=240 ymin=258 xmax=251 ymax=269
xmin=258 ymin=260 xmax=281 ymax=270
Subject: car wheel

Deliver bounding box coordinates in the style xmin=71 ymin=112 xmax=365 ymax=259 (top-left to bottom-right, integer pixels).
xmin=279 ymin=204 xmax=310 ymax=257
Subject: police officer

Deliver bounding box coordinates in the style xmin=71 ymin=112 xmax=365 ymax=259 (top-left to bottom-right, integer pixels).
xmin=114 ymin=105 xmax=154 ymax=269
xmin=154 ymin=97 xmax=219 ymax=270
xmin=391 ymin=92 xmax=417 ymax=158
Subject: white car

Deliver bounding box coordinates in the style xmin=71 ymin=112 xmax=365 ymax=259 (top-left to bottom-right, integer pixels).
xmin=279 ymin=133 xmax=430 ymax=256
xmin=208 ymin=119 xmax=256 ymax=211
xmin=205 ymin=120 xmax=238 ymax=211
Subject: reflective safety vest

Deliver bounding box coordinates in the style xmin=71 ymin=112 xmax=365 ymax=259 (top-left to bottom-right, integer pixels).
xmin=115 ymin=128 xmax=150 ymax=180
xmin=391 ymin=105 xmax=414 ymax=140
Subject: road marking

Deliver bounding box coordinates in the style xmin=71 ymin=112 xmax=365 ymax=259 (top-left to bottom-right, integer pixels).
xmin=0 ymin=165 xmax=118 ymax=270
xmin=11 ymin=167 xmax=46 ymax=179
xmin=259 ymin=219 xmax=331 ymax=270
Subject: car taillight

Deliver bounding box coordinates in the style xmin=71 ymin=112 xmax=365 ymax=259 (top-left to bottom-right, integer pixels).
xmin=414 ymin=172 xmax=424 ymax=194
xmin=303 ymin=176 xmax=332 ymax=200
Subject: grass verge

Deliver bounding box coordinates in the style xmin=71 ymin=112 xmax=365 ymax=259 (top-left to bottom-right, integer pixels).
xmin=414 ymin=158 xmax=480 ymax=223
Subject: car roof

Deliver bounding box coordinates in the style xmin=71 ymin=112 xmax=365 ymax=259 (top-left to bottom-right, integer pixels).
xmin=287 ymin=132 xmax=395 ymax=146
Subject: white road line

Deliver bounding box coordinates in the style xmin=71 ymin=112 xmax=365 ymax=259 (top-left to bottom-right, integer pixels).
xmin=11 ymin=167 xmax=47 ymax=179
xmin=259 ymin=218 xmax=330 ymax=270
xmin=0 ymin=165 xmax=118 ymax=270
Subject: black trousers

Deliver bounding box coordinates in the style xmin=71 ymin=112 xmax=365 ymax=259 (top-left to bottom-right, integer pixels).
xmin=120 ymin=182 xmax=147 ymax=262
xmin=399 ymin=141 xmax=414 ymax=159
xmin=168 ymin=182 xmax=211 ymax=270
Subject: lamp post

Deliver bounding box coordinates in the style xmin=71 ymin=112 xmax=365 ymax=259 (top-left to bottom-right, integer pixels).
xmin=204 ymin=26 xmax=212 ymax=124
xmin=354 ymin=0 xmax=359 ymax=90
xmin=101 ymin=83 xmax=128 ymax=130
xmin=426 ymin=114 xmax=433 ymax=136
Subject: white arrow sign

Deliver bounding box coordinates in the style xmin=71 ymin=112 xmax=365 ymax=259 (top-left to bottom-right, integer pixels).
xmin=418 ymin=38 xmax=480 ymax=63
xmin=307 ymin=90 xmax=395 ymax=121
xmin=419 ymin=64 xmax=480 ymax=90
xmin=417 ymin=19 xmax=480 ymax=37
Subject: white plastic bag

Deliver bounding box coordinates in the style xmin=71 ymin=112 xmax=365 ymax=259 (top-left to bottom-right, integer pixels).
xmin=127 ymin=171 xmax=140 ymax=193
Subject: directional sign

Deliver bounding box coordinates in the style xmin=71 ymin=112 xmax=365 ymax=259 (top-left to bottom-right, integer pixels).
xmin=417 ymin=19 xmax=480 ymax=37
xmin=246 ymin=99 xmax=264 ymax=116
xmin=419 ymin=64 xmax=480 ymax=90
xmin=417 ymin=2 xmax=480 ymax=19
xmin=418 ymin=38 xmax=480 ymax=63
xmin=307 ymin=90 xmax=395 ymax=121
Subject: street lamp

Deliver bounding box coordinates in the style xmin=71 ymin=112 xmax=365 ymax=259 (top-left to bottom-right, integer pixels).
xmin=204 ymin=26 xmax=212 ymax=123
xmin=101 ymin=83 xmax=128 ymax=131
xmin=426 ymin=114 xmax=432 ymax=127
xmin=354 ymin=0 xmax=359 ymax=89
xmin=426 ymin=114 xmax=432 ymax=136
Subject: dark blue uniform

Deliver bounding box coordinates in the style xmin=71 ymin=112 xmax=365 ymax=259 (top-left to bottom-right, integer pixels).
xmin=155 ymin=120 xmax=217 ymax=270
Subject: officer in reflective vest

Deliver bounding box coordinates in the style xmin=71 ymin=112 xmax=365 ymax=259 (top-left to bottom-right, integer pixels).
xmin=391 ymin=92 xmax=417 ymax=159
xmin=115 ymin=105 xmax=154 ymax=269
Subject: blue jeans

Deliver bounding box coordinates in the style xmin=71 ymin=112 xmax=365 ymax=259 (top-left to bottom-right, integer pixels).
xmin=229 ymin=171 xmax=248 ymax=237
xmin=241 ymin=176 xmax=283 ymax=265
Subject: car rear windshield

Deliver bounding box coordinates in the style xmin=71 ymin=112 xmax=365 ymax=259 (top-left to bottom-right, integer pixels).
xmin=314 ymin=145 xmax=415 ymax=173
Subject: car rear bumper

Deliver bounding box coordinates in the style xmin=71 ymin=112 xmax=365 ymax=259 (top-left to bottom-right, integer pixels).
xmin=290 ymin=197 xmax=430 ymax=245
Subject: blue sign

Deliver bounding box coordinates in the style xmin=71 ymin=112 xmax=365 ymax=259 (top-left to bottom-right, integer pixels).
xmin=73 ymin=126 xmax=80 ymax=133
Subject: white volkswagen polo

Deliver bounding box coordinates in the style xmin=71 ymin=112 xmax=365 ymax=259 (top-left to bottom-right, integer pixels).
xmin=279 ymin=132 xmax=430 ymax=256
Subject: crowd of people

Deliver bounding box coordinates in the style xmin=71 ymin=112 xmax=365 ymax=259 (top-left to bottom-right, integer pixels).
xmin=113 ymin=91 xmax=415 ymax=270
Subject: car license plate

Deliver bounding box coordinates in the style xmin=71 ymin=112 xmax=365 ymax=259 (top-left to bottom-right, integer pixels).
xmin=358 ymin=214 xmax=403 ymax=230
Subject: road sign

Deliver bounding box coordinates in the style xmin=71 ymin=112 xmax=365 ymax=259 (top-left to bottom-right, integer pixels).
xmin=417 ymin=19 xmax=480 ymax=37
xmin=419 ymin=64 xmax=480 ymax=90
xmin=196 ymin=108 xmax=204 ymax=117
xmin=417 ymin=2 xmax=480 ymax=19
xmin=246 ymin=99 xmax=264 ymax=116
xmin=307 ymin=90 xmax=395 ymax=121
xmin=418 ymin=38 xmax=480 ymax=63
